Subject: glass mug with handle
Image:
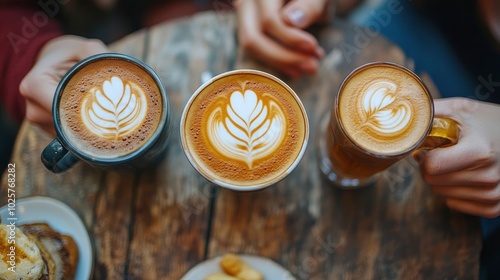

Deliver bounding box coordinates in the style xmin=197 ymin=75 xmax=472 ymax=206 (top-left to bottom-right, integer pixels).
xmin=317 ymin=62 xmax=458 ymax=188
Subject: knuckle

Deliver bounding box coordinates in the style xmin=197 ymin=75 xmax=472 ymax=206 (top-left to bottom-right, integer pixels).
xmin=417 ymin=151 xmax=441 ymax=176
xmin=19 ymin=78 xmax=31 ymax=98
xmin=450 ymin=97 xmax=480 ymax=114
xmin=19 ymin=73 xmax=41 ymax=99
xmin=260 ymin=13 xmax=276 ymax=30
xmin=484 ymin=169 xmax=500 ymax=186
xmin=239 ymin=33 xmax=257 ymax=53
xmin=422 ymin=159 xmax=439 ymax=176
xmin=312 ymin=0 xmax=326 ymax=16
xmin=79 ymin=39 xmax=106 ymax=56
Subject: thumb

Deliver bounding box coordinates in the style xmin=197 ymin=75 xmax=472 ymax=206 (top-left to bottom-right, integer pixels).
xmin=70 ymin=38 xmax=109 ymax=62
xmin=282 ymin=0 xmax=328 ymax=29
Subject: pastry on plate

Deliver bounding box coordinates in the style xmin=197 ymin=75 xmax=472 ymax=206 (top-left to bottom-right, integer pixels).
xmin=0 ymin=222 xmax=78 ymax=280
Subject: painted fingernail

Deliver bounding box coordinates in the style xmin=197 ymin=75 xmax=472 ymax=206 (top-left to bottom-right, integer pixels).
xmin=286 ymin=8 xmax=306 ymax=28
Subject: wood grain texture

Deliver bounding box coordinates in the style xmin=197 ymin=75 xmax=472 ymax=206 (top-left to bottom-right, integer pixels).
xmin=0 ymin=122 xmax=102 ymax=226
xmin=0 ymin=11 xmax=481 ymax=280
xmin=124 ymin=12 xmax=237 ymax=279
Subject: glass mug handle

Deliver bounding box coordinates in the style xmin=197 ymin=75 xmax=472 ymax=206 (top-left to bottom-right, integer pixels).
xmin=419 ymin=117 xmax=459 ymax=150
xmin=41 ymin=138 xmax=79 ymax=173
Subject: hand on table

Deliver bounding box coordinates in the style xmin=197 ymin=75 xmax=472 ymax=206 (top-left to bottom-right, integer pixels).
xmin=235 ymin=0 xmax=328 ymax=78
xmin=19 ymin=35 xmax=108 ymax=134
xmin=418 ymin=98 xmax=500 ymax=218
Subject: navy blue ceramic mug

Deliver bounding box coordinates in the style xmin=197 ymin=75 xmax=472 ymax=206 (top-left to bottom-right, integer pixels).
xmin=41 ymin=53 xmax=171 ymax=173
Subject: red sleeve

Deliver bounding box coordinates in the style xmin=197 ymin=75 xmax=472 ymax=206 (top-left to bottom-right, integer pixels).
xmin=0 ymin=1 xmax=62 ymax=123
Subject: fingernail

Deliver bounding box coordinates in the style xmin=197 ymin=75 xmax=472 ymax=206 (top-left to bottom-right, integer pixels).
xmin=286 ymin=8 xmax=306 ymax=28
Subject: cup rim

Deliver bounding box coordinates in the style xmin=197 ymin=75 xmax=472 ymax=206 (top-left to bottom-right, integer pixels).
xmin=334 ymin=61 xmax=434 ymax=158
xmin=52 ymin=52 xmax=170 ymax=165
xmin=180 ymin=69 xmax=309 ymax=191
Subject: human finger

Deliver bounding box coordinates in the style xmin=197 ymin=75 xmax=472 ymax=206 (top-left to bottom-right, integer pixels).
xmin=237 ymin=0 xmax=319 ymax=76
xmin=257 ymin=0 xmax=324 ymax=56
xmin=433 ymin=97 xmax=480 ymax=120
xmin=420 ymin=129 xmax=495 ymax=175
xmin=242 ymin=33 xmax=319 ymax=77
xmin=282 ymin=0 xmax=328 ymax=29
xmin=422 ymin=164 xmax=500 ymax=187
xmin=445 ymin=197 xmax=500 ymax=218
xmin=41 ymin=36 xmax=108 ymax=63
xmin=19 ymin=72 xmax=58 ymax=115
xmin=71 ymin=38 xmax=108 ymax=61
xmin=431 ymin=184 xmax=500 ymax=204
xmin=244 ymin=32 xmax=319 ymax=77
xmin=24 ymin=100 xmax=55 ymax=133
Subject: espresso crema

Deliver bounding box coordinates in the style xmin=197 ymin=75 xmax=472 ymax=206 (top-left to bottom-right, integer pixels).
xmin=338 ymin=64 xmax=432 ymax=155
xmin=182 ymin=70 xmax=308 ymax=188
xmin=59 ymin=58 xmax=163 ymax=158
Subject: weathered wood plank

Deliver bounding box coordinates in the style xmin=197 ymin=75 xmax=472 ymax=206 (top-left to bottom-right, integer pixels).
xmin=0 ymin=122 xmax=101 ymax=227
xmin=124 ymin=12 xmax=237 ymax=279
xmin=92 ymin=171 xmax=136 ymax=280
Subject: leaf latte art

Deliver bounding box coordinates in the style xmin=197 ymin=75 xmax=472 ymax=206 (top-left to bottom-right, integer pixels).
xmin=360 ymin=81 xmax=412 ymax=135
xmin=207 ymin=90 xmax=286 ymax=168
xmin=81 ymin=76 xmax=147 ymax=139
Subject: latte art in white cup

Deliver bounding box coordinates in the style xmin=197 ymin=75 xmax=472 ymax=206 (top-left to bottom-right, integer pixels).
xmin=207 ymin=89 xmax=286 ymax=168
xmin=181 ymin=70 xmax=309 ymax=191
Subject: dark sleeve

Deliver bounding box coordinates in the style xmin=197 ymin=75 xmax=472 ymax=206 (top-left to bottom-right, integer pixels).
xmin=0 ymin=1 xmax=62 ymax=123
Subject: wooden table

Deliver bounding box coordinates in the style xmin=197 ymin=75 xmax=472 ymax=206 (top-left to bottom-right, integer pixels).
xmin=0 ymin=11 xmax=481 ymax=280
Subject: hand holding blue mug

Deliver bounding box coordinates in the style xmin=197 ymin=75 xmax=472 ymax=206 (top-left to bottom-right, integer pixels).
xmin=41 ymin=53 xmax=172 ymax=173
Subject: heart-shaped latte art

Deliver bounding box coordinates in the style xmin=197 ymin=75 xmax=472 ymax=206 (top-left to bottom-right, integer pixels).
xmin=207 ymin=89 xmax=286 ymax=168
xmin=81 ymin=76 xmax=147 ymax=139
xmin=360 ymin=81 xmax=412 ymax=135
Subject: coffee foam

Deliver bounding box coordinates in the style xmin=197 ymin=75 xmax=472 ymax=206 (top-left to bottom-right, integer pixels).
xmin=59 ymin=58 xmax=163 ymax=158
xmin=207 ymin=89 xmax=286 ymax=169
xmin=183 ymin=72 xmax=307 ymax=187
xmin=338 ymin=64 xmax=432 ymax=155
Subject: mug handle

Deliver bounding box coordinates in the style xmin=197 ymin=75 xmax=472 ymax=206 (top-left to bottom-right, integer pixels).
xmin=420 ymin=117 xmax=459 ymax=149
xmin=41 ymin=138 xmax=79 ymax=173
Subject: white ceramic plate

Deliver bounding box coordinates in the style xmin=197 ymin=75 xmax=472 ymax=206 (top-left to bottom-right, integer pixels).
xmin=181 ymin=255 xmax=296 ymax=280
xmin=0 ymin=196 xmax=93 ymax=280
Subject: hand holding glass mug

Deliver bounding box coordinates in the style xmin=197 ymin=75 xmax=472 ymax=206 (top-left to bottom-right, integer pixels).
xmin=419 ymin=98 xmax=500 ymax=218
xmin=318 ymin=62 xmax=459 ymax=188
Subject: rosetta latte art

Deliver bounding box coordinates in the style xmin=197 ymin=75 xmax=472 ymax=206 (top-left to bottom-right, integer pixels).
xmin=361 ymin=81 xmax=412 ymax=135
xmin=81 ymin=76 xmax=147 ymax=139
xmin=207 ymin=90 xmax=286 ymax=168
